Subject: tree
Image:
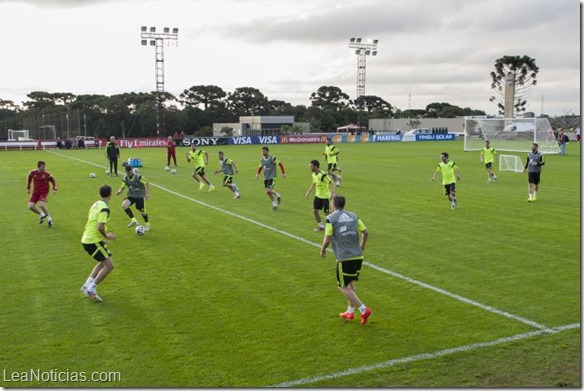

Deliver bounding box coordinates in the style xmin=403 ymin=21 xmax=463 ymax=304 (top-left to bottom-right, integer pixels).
xmin=226 ymin=87 xmax=269 ymax=116
xmin=180 ymin=85 xmax=226 ymax=111
xmin=309 ymin=86 xmax=350 ymax=111
xmin=353 ymin=95 xmax=394 ymax=118
xmin=489 ymin=55 xmax=539 ymax=115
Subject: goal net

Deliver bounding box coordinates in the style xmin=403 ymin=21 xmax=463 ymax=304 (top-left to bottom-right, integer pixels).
xmin=8 ymin=129 xmax=30 ymax=141
xmin=464 ymin=117 xmax=559 ymax=154
xmin=499 ymin=154 xmax=524 ymax=173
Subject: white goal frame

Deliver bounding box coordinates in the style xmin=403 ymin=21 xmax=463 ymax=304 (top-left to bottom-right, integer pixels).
xmin=499 ymin=154 xmax=524 ymax=173
xmin=8 ymin=129 xmax=30 ymax=141
xmin=464 ymin=117 xmax=560 ymax=154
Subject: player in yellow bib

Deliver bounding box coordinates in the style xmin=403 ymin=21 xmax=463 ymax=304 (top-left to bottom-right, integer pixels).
xmin=323 ymin=138 xmax=342 ymax=186
xmin=431 ymin=152 xmax=461 ymax=209
xmin=305 ymin=160 xmax=335 ymax=231
xmin=480 ymin=140 xmax=498 ymax=183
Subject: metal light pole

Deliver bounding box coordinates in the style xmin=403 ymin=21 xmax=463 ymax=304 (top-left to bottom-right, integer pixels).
xmin=348 ymin=38 xmax=379 ymax=98
xmin=140 ymin=26 xmax=179 ymax=136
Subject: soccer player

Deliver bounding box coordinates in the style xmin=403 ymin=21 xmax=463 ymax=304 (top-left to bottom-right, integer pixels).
xmin=81 ymin=184 xmax=116 ymax=302
xmin=431 ymin=152 xmax=461 ymax=209
xmin=186 ymin=145 xmax=215 ymax=191
xmin=256 ymin=146 xmax=286 ymax=211
xmin=319 ymin=195 xmax=371 ymax=325
xmin=324 ymin=137 xmax=342 ymax=186
xmin=214 ymin=151 xmax=240 ymax=199
xmin=305 ymin=159 xmax=334 ymax=231
xmin=480 ymin=140 xmax=498 ymax=183
xmin=524 ymin=142 xmax=545 ymax=202
xmin=115 ymin=165 xmax=151 ymax=230
xmin=166 ymin=136 xmax=177 ymax=169
xmin=105 ymin=136 xmax=120 ymax=177
xmin=26 ymin=160 xmax=57 ymax=227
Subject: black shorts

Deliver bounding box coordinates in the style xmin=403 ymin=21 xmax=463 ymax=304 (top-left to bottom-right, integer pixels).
xmin=313 ymin=197 xmax=330 ymax=213
xmin=126 ymin=196 xmax=145 ymax=212
xmin=264 ymin=179 xmax=276 ymax=189
xmin=485 ymin=162 xmax=493 ymax=169
xmin=193 ymin=166 xmax=206 ymax=176
xmin=327 ymin=162 xmax=337 ymax=172
xmin=222 ymin=175 xmax=233 ymax=185
xmin=528 ymin=172 xmax=541 ymax=185
xmin=443 ymin=183 xmax=456 ymax=196
xmin=336 ymin=259 xmax=363 ymax=288
xmin=82 ymin=242 xmax=112 ymax=262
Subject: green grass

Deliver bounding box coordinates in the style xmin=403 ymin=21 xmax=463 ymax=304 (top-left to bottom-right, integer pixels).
xmin=0 ymin=141 xmax=580 ymax=387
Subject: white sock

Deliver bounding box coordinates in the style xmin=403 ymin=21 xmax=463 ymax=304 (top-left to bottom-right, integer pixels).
xmin=87 ymin=282 xmax=97 ymax=293
xmin=358 ymin=304 xmax=367 ymax=314
xmin=40 ymin=212 xmax=46 ymax=217
xmin=272 ymin=201 xmax=277 ymax=207
xmin=534 ymin=191 xmax=538 ymax=197
xmin=84 ymin=276 xmax=94 ymax=287
xmin=346 ymin=306 xmax=355 ymax=314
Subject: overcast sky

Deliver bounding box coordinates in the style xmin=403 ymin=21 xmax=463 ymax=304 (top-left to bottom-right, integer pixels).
xmin=0 ymin=0 xmax=580 ymax=116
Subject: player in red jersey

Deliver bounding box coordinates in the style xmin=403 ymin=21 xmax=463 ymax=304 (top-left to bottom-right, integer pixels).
xmin=166 ymin=136 xmax=177 ymax=169
xmin=26 ymin=160 xmax=57 ymax=227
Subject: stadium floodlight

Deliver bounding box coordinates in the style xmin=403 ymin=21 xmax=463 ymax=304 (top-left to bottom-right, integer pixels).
xmin=140 ymin=25 xmax=179 ymax=135
xmin=348 ymin=37 xmax=379 ymax=97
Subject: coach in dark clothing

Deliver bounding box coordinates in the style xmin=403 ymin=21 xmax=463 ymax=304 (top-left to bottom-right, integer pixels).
xmin=105 ymin=136 xmax=121 ymax=177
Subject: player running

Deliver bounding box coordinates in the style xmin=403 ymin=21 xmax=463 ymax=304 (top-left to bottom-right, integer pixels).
xmin=116 ymin=165 xmax=151 ymax=230
xmin=305 ymin=160 xmax=335 ymax=231
xmin=26 ymin=160 xmax=57 ymax=227
xmin=186 ymin=145 xmax=215 ymax=191
xmin=324 ymin=138 xmax=342 ymax=186
xmin=214 ymin=151 xmax=240 ymax=199
xmin=431 ymin=152 xmax=461 ymax=209
xmin=256 ymin=146 xmax=286 ymax=211
xmin=480 ymin=140 xmax=498 ymax=183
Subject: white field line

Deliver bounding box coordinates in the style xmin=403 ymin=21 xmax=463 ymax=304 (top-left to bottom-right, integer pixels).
xmin=49 ymin=151 xmax=552 ymax=331
xmin=269 ymin=323 xmax=580 ymax=387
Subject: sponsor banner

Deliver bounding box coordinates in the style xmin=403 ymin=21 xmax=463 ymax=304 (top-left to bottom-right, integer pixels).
xmin=229 ymin=136 xmax=279 ymax=145
xmin=117 ymin=138 xmax=167 ymax=148
xmin=373 ymin=134 xmax=403 ymax=142
xmin=415 ymin=134 xmax=456 ymax=141
xmin=182 ymin=137 xmax=229 ymax=146
xmin=280 ymin=135 xmax=328 ymax=144
xmin=345 ymin=133 xmax=374 ymax=143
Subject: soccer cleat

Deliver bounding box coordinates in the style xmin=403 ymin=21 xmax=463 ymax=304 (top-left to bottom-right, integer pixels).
xmin=532 ymin=195 xmax=537 ymax=201
xmin=127 ymin=220 xmax=138 ymax=228
xmin=90 ymin=293 xmax=103 ymax=303
xmin=313 ymin=226 xmax=325 ymax=232
xmin=199 ymin=182 xmax=205 ymax=190
xmin=208 ymin=185 xmax=216 ymax=192
xmin=81 ymin=285 xmax=90 ymax=297
xmin=39 ymin=214 xmax=46 ymax=225
xmin=144 ymin=223 xmax=151 ymax=231
xmin=234 ymin=192 xmax=240 ymax=199
xmin=277 ymin=195 xmax=281 ymax=205
xmin=272 ymin=205 xmax=278 ymax=211
xmin=339 ymin=311 xmax=354 ymax=320
xmin=493 ymin=175 xmax=498 ymax=181
xmin=487 ymin=178 xmax=492 ymax=183
xmin=527 ymin=197 xmax=533 ymax=202
xmin=47 ymin=219 xmax=53 ymax=228
xmin=360 ymin=307 xmax=372 ymax=325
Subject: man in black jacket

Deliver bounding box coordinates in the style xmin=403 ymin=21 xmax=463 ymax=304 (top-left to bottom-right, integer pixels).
xmin=105 ymin=136 xmax=120 ymax=177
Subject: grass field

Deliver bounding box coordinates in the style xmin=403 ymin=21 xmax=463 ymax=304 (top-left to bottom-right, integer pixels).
xmin=0 ymin=140 xmax=580 ymax=387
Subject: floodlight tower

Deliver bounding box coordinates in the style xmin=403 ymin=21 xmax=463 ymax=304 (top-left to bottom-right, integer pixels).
xmin=140 ymin=26 xmax=179 ymax=135
xmin=348 ymin=38 xmax=379 ymax=98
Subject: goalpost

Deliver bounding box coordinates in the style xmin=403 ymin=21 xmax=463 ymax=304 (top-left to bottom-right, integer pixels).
xmin=8 ymin=129 xmax=30 ymax=141
xmin=464 ymin=117 xmax=559 ymax=154
xmin=499 ymin=154 xmax=524 ymax=173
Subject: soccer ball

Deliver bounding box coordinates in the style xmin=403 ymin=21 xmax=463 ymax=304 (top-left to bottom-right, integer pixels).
xmin=171 ymin=169 xmax=177 ymax=174
xmin=105 ymin=169 xmax=110 ymax=175
xmin=90 ymin=172 xmax=96 ymax=178
xmin=165 ymin=166 xmax=170 ymax=171
xmin=135 ymin=225 xmax=145 ymax=236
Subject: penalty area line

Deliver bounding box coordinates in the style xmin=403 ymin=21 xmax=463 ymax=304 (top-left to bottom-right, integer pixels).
xmin=269 ymin=323 xmax=580 ymax=387
xmin=48 ymin=150 xmax=552 ymax=332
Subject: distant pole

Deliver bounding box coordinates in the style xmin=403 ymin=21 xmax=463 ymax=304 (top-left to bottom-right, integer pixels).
xmin=140 ymin=26 xmax=179 ymax=136
xmin=348 ymin=38 xmax=379 ymax=98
